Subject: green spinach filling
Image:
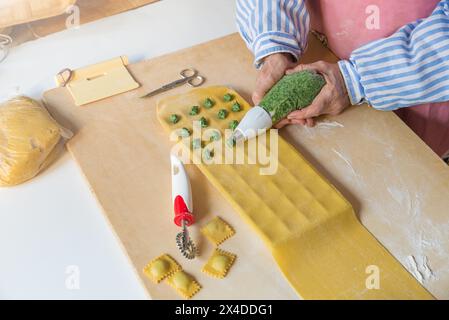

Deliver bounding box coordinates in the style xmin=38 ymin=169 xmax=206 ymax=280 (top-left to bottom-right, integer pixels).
xmin=259 ymin=70 xmax=325 ymax=123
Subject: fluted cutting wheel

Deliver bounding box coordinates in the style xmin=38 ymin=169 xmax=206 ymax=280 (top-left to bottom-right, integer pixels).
xmin=176 ymin=231 xmax=198 ymax=259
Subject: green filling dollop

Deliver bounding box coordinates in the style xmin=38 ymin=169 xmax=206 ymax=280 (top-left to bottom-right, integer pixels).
xmin=229 ymin=120 xmax=239 ymax=131
xmin=226 ymin=137 xmax=236 ymax=147
xmin=189 ymin=105 xmax=200 ymax=115
xmin=203 ymin=98 xmax=215 ymax=109
xmin=223 ymin=93 xmax=233 ymax=102
xmin=259 ymin=70 xmax=325 ymax=124
xmin=199 ymin=117 xmax=208 ymax=128
xmin=169 ymin=114 xmax=180 ymax=124
xmin=179 ymin=127 xmax=190 ymax=137
xmin=231 ymin=102 xmax=241 ymax=112
xmin=210 ymin=130 xmax=221 ymax=141
xmin=204 ymin=149 xmax=214 ymax=160
xmin=192 ymin=138 xmax=202 ymax=149
xmin=218 ymin=109 xmax=228 ymax=119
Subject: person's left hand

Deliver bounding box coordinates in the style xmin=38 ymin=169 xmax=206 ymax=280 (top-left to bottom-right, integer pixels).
xmin=274 ymin=61 xmax=351 ymax=128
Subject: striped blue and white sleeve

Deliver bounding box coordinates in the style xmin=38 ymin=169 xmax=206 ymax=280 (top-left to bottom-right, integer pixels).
xmin=236 ymin=0 xmax=310 ymax=68
xmin=338 ymin=0 xmax=449 ymax=110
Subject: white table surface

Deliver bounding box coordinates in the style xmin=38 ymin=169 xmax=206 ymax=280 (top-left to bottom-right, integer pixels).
xmin=0 ymin=0 xmax=238 ymax=299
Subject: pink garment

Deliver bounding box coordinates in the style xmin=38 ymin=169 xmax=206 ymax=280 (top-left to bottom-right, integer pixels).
xmin=308 ymin=0 xmax=449 ymax=156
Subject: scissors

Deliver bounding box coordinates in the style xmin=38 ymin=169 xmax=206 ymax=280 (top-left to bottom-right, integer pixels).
xmin=140 ymin=68 xmax=205 ymax=98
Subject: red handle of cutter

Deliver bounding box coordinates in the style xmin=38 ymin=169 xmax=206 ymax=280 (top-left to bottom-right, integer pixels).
xmin=173 ymin=195 xmax=194 ymax=227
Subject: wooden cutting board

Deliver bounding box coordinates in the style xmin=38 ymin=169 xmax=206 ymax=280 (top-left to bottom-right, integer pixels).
xmin=43 ymin=33 xmax=449 ymax=299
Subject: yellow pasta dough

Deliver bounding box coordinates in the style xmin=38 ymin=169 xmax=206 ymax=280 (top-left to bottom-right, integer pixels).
xmin=201 ymin=216 xmax=235 ymax=246
xmin=202 ymin=248 xmax=236 ymax=279
xmin=167 ymin=270 xmax=201 ymax=299
xmin=143 ymin=254 xmax=181 ymax=283
xmin=0 ymin=96 xmax=67 ymax=186
xmin=157 ymin=86 xmax=433 ymax=299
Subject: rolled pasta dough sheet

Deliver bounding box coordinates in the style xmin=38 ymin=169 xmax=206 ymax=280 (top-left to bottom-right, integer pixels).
xmin=157 ymin=86 xmax=433 ymax=300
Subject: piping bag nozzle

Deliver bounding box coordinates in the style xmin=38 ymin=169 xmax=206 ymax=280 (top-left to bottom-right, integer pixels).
xmin=232 ymin=106 xmax=273 ymax=142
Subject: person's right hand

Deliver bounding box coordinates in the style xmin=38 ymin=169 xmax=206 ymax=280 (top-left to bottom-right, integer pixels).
xmin=253 ymin=52 xmax=296 ymax=105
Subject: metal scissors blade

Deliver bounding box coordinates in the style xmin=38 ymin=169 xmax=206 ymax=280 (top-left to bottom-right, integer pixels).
xmin=140 ymin=68 xmax=205 ymax=98
xmin=140 ymin=86 xmax=170 ymax=99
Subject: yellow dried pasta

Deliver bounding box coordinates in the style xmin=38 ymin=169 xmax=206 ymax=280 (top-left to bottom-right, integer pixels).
xmin=202 ymin=248 xmax=236 ymax=279
xmin=167 ymin=270 xmax=201 ymax=299
xmin=201 ymin=216 xmax=235 ymax=246
xmin=143 ymin=254 xmax=181 ymax=283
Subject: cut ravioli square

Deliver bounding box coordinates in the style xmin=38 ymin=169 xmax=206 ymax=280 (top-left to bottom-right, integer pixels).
xmin=202 ymin=248 xmax=236 ymax=279
xmin=201 ymin=216 xmax=235 ymax=245
xmin=167 ymin=270 xmax=201 ymax=299
xmin=143 ymin=254 xmax=181 ymax=283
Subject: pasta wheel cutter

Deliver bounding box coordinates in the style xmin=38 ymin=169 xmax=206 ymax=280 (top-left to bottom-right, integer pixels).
xmin=170 ymin=155 xmax=197 ymax=259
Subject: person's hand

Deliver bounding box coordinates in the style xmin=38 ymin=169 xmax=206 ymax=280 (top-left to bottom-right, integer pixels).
xmin=253 ymin=53 xmax=296 ymax=105
xmin=274 ymin=61 xmax=351 ymax=128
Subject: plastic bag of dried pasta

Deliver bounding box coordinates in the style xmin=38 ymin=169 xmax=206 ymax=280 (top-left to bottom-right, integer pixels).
xmin=0 ymin=96 xmax=72 ymax=186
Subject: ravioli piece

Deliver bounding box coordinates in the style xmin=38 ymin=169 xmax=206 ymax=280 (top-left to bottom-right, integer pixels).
xmin=202 ymin=248 xmax=236 ymax=279
xmin=201 ymin=216 xmax=235 ymax=245
xmin=167 ymin=270 xmax=201 ymax=299
xmin=143 ymin=254 xmax=181 ymax=283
